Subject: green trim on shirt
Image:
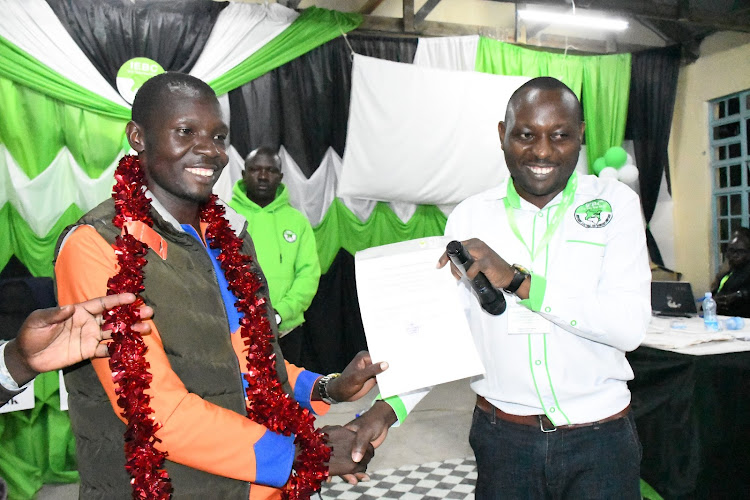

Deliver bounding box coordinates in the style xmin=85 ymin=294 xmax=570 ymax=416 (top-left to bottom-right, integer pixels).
xmin=506 ymin=180 xmax=522 ymax=208
xmin=380 ymin=394 xmax=408 ymax=423
xmin=521 ymin=273 xmax=546 ymax=311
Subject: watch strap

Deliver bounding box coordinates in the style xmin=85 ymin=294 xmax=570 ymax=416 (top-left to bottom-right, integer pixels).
xmin=503 ymin=265 xmax=530 ymax=294
xmin=317 ymin=372 xmax=341 ymax=405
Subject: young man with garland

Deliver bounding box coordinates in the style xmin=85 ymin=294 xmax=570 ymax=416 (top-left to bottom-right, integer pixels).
xmin=346 ymin=77 xmax=651 ymax=498
xmin=54 ymin=73 xmax=384 ymax=499
xmin=229 ymin=147 xmax=321 ymax=366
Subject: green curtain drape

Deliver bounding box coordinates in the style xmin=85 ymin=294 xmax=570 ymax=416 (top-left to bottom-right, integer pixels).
xmin=210 ymin=7 xmax=361 ymax=95
xmin=0 ymin=78 xmax=127 ymax=179
xmin=0 ymin=75 xmax=126 ymax=277
xmin=313 ymin=200 xmax=447 ymax=273
xmin=0 ymin=6 xmax=363 ymax=280
xmin=580 ymin=53 xmax=631 ymax=168
xmin=475 ymin=38 xmax=631 ymax=171
xmin=0 ymin=36 xmax=130 ymax=120
xmin=0 ymin=8 xmax=363 ymax=120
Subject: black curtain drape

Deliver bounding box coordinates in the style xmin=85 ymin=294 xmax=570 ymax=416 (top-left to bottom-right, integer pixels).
xmin=47 ymin=0 xmax=226 ymax=86
xmin=298 ymin=251 xmax=368 ymax=374
xmin=229 ymin=34 xmax=417 ymax=176
xmin=228 ymin=34 xmax=417 ymax=372
xmin=625 ymin=45 xmax=681 ymax=266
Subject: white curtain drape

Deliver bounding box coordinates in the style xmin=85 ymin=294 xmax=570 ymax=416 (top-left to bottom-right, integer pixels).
xmin=340 ymin=54 xmax=529 ymax=205
xmin=189 ymin=3 xmax=298 ymax=84
xmin=413 ymin=35 xmax=479 ymax=71
xmin=0 ymin=145 xmax=119 ymax=236
xmin=0 ymin=0 xmax=129 ymax=107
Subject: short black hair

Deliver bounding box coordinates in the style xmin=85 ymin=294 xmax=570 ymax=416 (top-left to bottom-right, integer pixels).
xmin=245 ymin=146 xmax=281 ymax=170
xmin=506 ymin=77 xmax=582 ymax=123
xmin=131 ymin=72 xmax=216 ymax=128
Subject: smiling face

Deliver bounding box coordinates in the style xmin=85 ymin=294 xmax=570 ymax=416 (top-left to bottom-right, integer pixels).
xmin=499 ymin=87 xmax=585 ymax=209
xmin=127 ymin=88 xmax=229 ymax=224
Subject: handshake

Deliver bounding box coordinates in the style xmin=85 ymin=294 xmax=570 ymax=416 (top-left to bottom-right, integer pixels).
xmin=314 ymin=351 xmax=398 ymax=484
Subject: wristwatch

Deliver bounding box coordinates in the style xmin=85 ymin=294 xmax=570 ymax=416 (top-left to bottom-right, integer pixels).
xmin=317 ymin=373 xmax=341 ymax=405
xmin=503 ymin=264 xmax=531 ymax=295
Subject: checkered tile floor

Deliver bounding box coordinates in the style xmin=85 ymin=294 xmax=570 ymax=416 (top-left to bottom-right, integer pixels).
xmin=320 ymin=456 xmax=476 ymax=499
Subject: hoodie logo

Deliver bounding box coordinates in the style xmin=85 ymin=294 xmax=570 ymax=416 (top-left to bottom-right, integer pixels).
xmin=283 ymin=230 xmax=297 ymax=243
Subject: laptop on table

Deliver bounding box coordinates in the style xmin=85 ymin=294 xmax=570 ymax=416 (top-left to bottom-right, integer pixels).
xmin=651 ymin=281 xmax=699 ymax=318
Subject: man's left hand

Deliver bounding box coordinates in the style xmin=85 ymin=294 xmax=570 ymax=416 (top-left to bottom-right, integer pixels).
xmin=325 ymin=351 xmax=388 ymax=403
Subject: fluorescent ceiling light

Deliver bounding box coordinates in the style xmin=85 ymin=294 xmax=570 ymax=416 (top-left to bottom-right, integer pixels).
xmin=518 ymin=8 xmax=629 ymax=31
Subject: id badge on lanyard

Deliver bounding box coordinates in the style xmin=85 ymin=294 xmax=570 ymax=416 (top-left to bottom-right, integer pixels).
xmin=506 ymin=303 xmax=551 ymax=334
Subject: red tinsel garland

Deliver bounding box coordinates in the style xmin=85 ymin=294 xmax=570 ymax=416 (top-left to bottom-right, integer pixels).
xmin=104 ymin=155 xmax=172 ymax=499
xmin=104 ymin=155 xmax=330 ymax=499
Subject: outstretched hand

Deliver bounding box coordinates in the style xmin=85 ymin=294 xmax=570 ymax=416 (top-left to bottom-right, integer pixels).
xmin=325 ymin=351 xmax=388 ymax=403
xmin=4 ymin=293 xmax=153 ymax=386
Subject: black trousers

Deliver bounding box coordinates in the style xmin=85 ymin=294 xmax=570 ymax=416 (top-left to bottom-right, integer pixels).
xmin=278 ymin=327 xmax=303 ymax=366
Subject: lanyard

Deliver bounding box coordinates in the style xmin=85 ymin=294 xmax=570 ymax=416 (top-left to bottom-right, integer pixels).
xmin=503 ymin=172 xmax=578 ymax=262
xmin=718 ymin=272 xmax=731 ymax=292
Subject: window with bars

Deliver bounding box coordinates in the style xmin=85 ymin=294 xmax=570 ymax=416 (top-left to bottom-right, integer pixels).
xmin=710 ymin=90 xmax=750 ymax=269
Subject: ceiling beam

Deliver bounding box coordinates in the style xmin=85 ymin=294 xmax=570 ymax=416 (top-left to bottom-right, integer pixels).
xmin=495 ymin=0 xmax=750 ymax=32
xmin=415 ymin=0 xmax=442 ymax=25
xmin=355 ymin=15 xmax=656 ymax=54
xmin=403 ymin=0 xmax=415 ymax=32
xmin=359 ymin=0 xmax=386 ymax=15
xmin=358 ymin=15 xmax=512 ymax=39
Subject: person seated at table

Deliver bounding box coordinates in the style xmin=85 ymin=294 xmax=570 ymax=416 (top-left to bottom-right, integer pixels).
xmin=711 ymin=227 xmax=750 ymax=317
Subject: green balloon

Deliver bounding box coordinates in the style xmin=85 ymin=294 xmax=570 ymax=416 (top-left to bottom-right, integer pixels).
xmin=593 ymin=157 xmax=607 ymax=175
xmin=604 ymin=146 xmax=628 ymax=168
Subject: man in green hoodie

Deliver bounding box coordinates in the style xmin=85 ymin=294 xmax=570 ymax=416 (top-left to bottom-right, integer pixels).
xmin=229 ymin=146 xmax=321 ymax=365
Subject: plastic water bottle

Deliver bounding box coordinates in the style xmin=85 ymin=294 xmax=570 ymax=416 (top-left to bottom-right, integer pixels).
xmin=703 ymin=292 xmax=720 ymax=331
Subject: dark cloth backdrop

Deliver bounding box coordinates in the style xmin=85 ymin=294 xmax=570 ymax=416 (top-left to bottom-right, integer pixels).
xmin=625 ymin=45 xmax=681 ymax=266
xmin=229 ymin=34 xmax=418 ymax=372
xmin=628 ymin=346 xmax=750 ymax=499
xmin=47 ymin=0 xmax=226 ymax=85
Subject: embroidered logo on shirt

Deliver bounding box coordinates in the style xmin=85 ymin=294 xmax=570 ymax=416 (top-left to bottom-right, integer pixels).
xmin=283 ymin=230 xmax=297 ymax=243
xmin=574 ymin=199 xmax=613 ymax=228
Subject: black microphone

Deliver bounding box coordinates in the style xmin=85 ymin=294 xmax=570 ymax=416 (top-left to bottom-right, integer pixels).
xmin=446 ymin=240 xmax=506 ymax=316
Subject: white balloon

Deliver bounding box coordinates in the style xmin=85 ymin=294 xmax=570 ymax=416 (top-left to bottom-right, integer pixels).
xmin=617 ymin=164 xmax=639 ymax=184
xmin=598 ymin=167 xmax=618 ymax=179
xmin=626 ymin=152 xmax=635 ymax=166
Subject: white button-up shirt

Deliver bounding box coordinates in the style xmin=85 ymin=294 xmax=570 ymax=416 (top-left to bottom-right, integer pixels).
xmin=387 ymin=174 xmax=650 ymax=425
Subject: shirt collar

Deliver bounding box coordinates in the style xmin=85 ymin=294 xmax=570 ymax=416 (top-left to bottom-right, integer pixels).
xmin=502 ymin=172 xmax=578 ymax=210
xmin=147 ymin=190 xmax=184 ymax=232
xmin=147 ymin=189 xmax=246 ymax=238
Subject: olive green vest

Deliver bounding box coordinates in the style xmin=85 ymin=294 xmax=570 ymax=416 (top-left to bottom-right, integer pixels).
xmin=57 ymin=199 xmax=291 ymax=499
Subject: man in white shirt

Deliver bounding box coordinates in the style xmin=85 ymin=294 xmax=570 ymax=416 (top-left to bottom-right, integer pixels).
xmin=346 ymin=77 xmax=650 ymax=498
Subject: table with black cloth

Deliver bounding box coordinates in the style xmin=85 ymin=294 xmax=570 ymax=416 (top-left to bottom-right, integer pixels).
xmin=627 ymin=322 xmax=750 ymax=499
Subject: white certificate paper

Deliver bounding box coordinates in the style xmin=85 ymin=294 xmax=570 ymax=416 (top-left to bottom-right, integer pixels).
xmin=355 ymin=236 xmax=485 ymax=398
